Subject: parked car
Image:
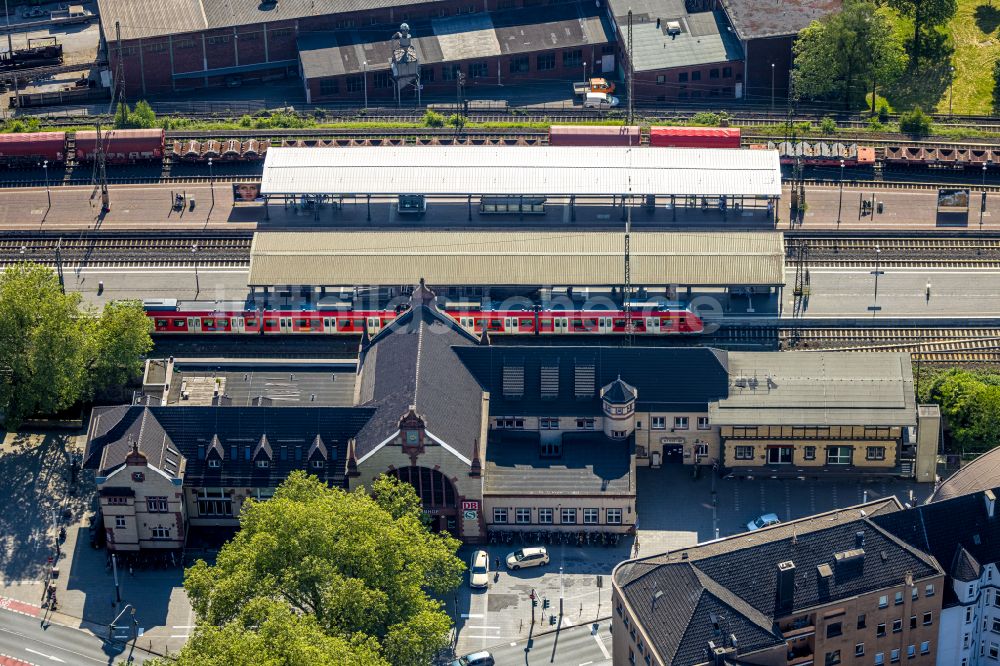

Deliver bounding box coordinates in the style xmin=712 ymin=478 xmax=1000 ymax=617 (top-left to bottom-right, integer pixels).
xmin=469 ymin=549 xmax=489 ymax=589
xmin=450 ymin=650 xmax=495 ymax=666
xmin=747 ymin=513 xmax=781 ymax=531
xmin=583 ymin=92 xmax=619 ymax=109
xmin=505 ymin=546 xmax=549 ymax=570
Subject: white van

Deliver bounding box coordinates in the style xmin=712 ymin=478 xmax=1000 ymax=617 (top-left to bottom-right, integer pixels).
xmin=583 ymin=92 xmax=620 ymax=109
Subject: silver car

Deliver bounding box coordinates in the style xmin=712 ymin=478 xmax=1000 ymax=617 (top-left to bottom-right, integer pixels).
xmin=469 ymin=549 xmax=489 ymax=588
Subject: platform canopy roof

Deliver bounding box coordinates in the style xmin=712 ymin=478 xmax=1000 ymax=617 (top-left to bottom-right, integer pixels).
xmin=248 ymin=230 xmax=786 ymax=287
xmin=259 ymin=146 xmax=782 ymax=197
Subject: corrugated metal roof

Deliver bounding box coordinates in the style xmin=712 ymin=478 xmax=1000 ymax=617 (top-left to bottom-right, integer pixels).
xmin=260 ymin=146 xmax=782 ymax=196
xmin=248 ymin=230 xmax=785 ymax=286
xmin=709 ymin=352 xmax=916 ymax=426
xmin=624 ymin=11 xmax=743 ymax=72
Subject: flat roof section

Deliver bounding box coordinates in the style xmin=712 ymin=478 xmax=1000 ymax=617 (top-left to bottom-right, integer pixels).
xmin=248 ymin=230 xmax=786 ymax=287
xmin=260 ymin=146 xmax=783 ymax=197
xmin=709 ymin=351 xmax=916 ymax=427
xmin=719 ymin=0 xmax=842 ymax=40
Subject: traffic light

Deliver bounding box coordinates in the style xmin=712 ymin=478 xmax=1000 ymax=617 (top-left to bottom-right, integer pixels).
xmin=532 ymin=598 xmax=538 ymax=608
xmin=543 ymin=598 xmax=550 ymax=609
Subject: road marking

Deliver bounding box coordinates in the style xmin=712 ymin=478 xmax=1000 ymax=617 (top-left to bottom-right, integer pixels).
xmin=579 ymin=661 xmax=594 ymax=666
xmin=0 ymin=653 xmax=40 ymax=666
xmin=24 ymin=650 xmax=63 ymax=663
xmin=591 ymin=631 xmax=611 ymax=659
xmin=0 ymin=596 xmax=40 ymax=618
xmin=172 ymin=625 xmax=196 ymax=628
xmin=0 ymin=624 xmax=104 ymax=664
xmin=509 ymin=642 xmax=517 ymax=647
xmin=466 ymin=625 xmax=501 ymax=630
xmin=169 ymin=635 xmax=190 ymax=638
xmin=461 ymin=613 xmax=483 ymax=619
xmin=463 ymin=635 xmax=504 ymax=639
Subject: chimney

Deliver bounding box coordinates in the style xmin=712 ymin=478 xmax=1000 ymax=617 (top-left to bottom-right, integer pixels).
xmin=856 ymin=531 xmax=865 ymax=548
xmin=776 ymin=560 xmax=795 ymax=614
xmin=986 ymin=489 xmax=996 ymax=519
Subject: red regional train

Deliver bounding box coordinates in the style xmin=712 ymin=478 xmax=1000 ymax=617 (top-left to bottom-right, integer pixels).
xmin=144 ymin=300 xmax=705 ymax=336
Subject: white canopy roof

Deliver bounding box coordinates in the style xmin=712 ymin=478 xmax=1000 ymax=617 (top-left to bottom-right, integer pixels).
xmin=260 ymin=145 xmax=782 ymax=197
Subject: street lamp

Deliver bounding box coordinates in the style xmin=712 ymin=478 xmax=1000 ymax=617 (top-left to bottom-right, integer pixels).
xmin=43 ymin=159 xmax=50 ymax=208
xmin=362 ymin=61 xmax=368 ymax=111
xmin=191 ymin=243 xmax=199 ymax=296
xmin=770 ymin=63 xmax=775 ymax=112
xmin=207 ymin=157 xmax=214 ymax=208
xmin=869 ymin=246 xmax=883 ymax=315
xmin=982 ymin=163 xmax=988 ymax=234
xmin=837 ymin=158 xmax=845 ymax=228
xmin=583 ymin=60 xmax=588 ymax=83
xmin=949 ymin=65 xmax=955 ymax=117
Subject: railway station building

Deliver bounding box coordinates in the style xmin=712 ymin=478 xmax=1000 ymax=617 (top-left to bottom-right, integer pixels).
xmin=87 ymin=295 xmax=939 ymax=549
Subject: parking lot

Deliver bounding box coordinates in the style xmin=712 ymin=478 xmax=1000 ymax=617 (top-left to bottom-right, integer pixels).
xmin=455 ymin=465 xmax=935 ymax=657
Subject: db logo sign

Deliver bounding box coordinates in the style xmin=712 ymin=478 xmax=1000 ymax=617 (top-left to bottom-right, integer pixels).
xmin=461 ymin=500 xmax=480 ymax=511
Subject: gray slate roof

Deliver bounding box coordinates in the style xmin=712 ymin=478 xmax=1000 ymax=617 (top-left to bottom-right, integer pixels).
xmin=85 ymin=405 xmax=375 ymax=487
xmin=484 ymin=431 xmax=635 ymax=496
xmin=932 ymin=447 xmax=1000 ymax=501
xmin=454 ymin=346 xmax=729 ymax=416
xmin=615 ymin=500 xmax=942 ymax=665
xmin=355 ymin=304 xmax=484 ymax=461
xmin=874 ymin=487 xmax=1000 ymax=606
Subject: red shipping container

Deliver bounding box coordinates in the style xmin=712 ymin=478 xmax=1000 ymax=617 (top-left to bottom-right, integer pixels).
xmin=75 ymin=128 xmax=165 ymax=163
xmin=548 ymin=125 xmax=641 ymax=146
xmin=0 ymin=131 xmax=66 ymax=164
xmin=649 ymin=126 xmax=741 ymax=149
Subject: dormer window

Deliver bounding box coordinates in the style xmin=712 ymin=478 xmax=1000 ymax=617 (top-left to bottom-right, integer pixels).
xmin=208 ymin=458 xmax=221 ymax=468
xmin=311 ymin=459 xmax=325 ymax=469
xmin=256 ymin=459 xmax=270 ymax=468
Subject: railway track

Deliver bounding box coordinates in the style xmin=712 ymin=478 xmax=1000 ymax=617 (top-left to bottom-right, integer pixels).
xmin=779 ymin=327 xmax=1000 ymax=363
xmin=786 ymin=235 xmax=1000 ymax=267
xmin=0 ymin=233 xmax=253 ymax=266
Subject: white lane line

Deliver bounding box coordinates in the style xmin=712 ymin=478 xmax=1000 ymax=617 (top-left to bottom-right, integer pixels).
xmin=172 ymin=625 xmax=196 ymax=628
xmin=509 ymin=642 xmax=517 ymax=647
xmin=0 ymin=625 xmax=104 ymax=664
xmin=25 ymin=648 xmax=65 ymax=662
xmin=465 ymin=625 xmax=501 ymax=630
xmin=170 ymin=634 xmax=190 ymax=638
xmin=591 ymin=631 xmax=611 ymax=660
xmin=463 ymin=635 xmax=504 ymax=639
xmin=461 ymin=613 xmax=484 ymax=619
xmin=579 ymin=661 xmax=594 ymax=666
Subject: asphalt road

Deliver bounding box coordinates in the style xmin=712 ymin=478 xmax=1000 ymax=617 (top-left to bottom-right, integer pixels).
xmin=486 ymin=619 xmax=613 ymax=666
xmin=0 ymin=609 xmax=152 ymax=665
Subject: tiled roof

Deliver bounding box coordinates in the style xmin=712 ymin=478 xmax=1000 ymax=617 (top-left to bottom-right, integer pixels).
xmin=484 ymin=431 xmax=635 ymax=496
xmin=601 ymin=377 xmax=637 ymax=405
xmin=615 ymin=500 xmax=943 ymax=665
xmin=951 ymin=546 xmax=981 ymax=583
xmin=874 ymin=487 xmax=1000 ymax=604
xmin=355 ymin=304 xmax=484 ymax=462
xmin=85 ymin=405 xmax=375 ymax=487
xmin=454 ymin=346 xmax=729 ymax=416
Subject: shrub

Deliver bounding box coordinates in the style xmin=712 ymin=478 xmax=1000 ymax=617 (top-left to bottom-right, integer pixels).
xmin=689 ymin=111 xmax=721 ymax=127
xmin=423 ymin=110 xmax=445 ymax=127
xmin=819 ymin=116 xmax=837 ymax=134
xmin=899 ymin=106 xmax=932 ymax=135
xmin=447 ymin=113 xmax=467 ymax=129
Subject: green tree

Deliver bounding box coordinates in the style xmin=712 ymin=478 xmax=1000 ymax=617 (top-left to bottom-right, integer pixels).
xmin=0 ymin=264 xmax=88 ymax=426
xmin=182 ymin=472 xmax=463 ymax=666
xmin=129 ymin=100 xmax=157 ymax=129
xmin=887 ymin=0 xmax=957 ymax=62
xmin=793 ymin=0 xmax=906 ymax=110
xmin=922 ymin=369 xmax=1000 ymax=452
xmin=85 ymin=300 xmax=153 ymax=392
xmin=157 ymin=598 xmax=388 ymax=666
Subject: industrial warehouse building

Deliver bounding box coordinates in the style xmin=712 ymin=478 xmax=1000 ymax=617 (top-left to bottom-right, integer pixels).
xmin=85 ymin=289 xmax=939 ymax=550
xmin=97 ymin=0 xmax=839 ymax=103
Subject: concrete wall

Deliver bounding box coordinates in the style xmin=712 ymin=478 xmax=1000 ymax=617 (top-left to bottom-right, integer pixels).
xmin=634 ymin=409 xmax=718 ymax=467
xmin=915 ymin=405 xmax=940 ymax=484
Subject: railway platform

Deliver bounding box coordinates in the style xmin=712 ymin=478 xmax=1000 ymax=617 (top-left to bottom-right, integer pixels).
xmin=0 ymin=180 xmax=999 ymax=232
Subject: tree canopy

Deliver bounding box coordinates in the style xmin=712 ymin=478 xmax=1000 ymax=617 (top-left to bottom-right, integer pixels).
xmin=920 ymin=368 xmax=1000 ymax=453
xmin=793 ymin=0 xmax=906 ymax=109
xmin=169 ymin=472 xmax=464 ymax=666
xmin=0 ymin=264 xmax=152 ymax=428
xmin=886 ymin=0 xmax=957 ymax=61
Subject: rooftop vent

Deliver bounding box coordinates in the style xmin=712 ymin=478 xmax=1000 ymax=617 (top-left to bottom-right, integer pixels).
xmin=666 ymin=20 xmax=682 ymax=36
xmin=834 ymin=548 xmax=865 ymax=565
xmin=986 ymin=489 xmax=996 ymax=518
xmin=574 ymin=361 xmax=595 ymax=399
xmin=502 ymin=364 xmax=524 ymax=399
xmin=817 ymin=563 xmax=833 ymax=579
xmin=540 ymin=364 xmax=559 ymax=399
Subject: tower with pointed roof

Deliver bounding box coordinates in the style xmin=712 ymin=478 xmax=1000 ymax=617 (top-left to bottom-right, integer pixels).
xmin=601 ymin=376 xmax=637 ymax=440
